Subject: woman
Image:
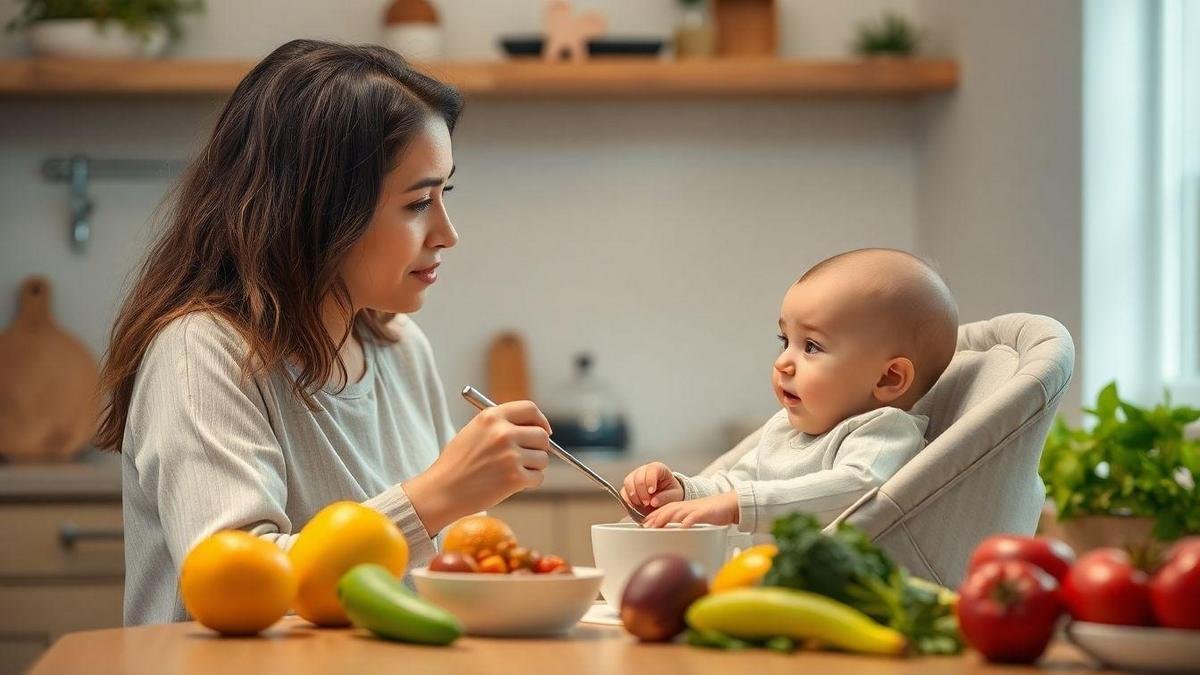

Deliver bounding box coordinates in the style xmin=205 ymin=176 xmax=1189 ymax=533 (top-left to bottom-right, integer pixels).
xmin=97 ymin=40 xmax=554 ymax=625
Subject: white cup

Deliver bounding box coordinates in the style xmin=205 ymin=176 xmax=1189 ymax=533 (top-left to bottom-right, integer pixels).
xmin=592 ymin=523 xmax=740 ymax=611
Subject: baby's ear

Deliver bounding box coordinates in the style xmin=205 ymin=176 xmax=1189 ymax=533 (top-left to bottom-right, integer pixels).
xmin=873 ymin=357 xmax=915 ymax=405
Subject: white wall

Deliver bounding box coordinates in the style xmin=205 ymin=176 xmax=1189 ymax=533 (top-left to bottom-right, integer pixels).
xmin=0 ymin=0 xmax=1087 ymax=457
xmin=914 ymin=0 xmax=1085 ymax=415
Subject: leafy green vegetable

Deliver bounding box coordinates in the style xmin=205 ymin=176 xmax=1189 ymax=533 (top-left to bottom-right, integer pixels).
xmin=1040 ymin=382 xmax=1200 ymax=540
xmin=763 ymin=513 xmax=962 ymax=656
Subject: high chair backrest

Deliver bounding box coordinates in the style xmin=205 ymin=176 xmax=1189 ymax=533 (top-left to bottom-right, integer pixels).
xmin=701 ymin=313 xmax=1074 ymax=587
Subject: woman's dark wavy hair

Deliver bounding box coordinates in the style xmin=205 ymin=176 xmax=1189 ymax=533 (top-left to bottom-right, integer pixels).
xmin=97 ymin=39 xmax=464 ymax=450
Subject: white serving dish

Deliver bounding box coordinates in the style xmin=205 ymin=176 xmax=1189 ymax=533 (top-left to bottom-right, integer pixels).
xmin=410 ymin=566 xmax=604 ymax=637
xmin=591 ymin=522 xmax=733 ymax=611
xmin=1064 ymin=620 xmax=1200 ymax=673
xmin=27 ymin=19 xmax=167 ymax=59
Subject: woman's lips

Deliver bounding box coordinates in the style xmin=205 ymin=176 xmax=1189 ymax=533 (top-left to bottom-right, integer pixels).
xmin=410 ymin=263 xmax=439 ymax=285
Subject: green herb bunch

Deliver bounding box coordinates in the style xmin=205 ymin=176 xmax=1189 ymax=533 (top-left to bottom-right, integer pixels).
xmin=763 ymin=513 xmax=962 ymax=655
xmin=7 ymin=0 xmax=204 ymax=41
xmin=853 ymin=11 xmax=918 ymax=57
xmin=1040 ymin=382 xmax=1200 ymax=540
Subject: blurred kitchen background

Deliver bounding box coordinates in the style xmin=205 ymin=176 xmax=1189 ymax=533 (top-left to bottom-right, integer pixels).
xmin=1 ymin=0 xmax=1196 ymax=672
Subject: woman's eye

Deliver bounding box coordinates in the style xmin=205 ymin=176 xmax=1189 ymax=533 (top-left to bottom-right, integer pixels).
xmin=804 ymin=339 xmax=822 ymax=354
xmin=407 ymin=198 xmax=433 ymax=213
xmin=776 ymin=333 xmax=788 ymax=350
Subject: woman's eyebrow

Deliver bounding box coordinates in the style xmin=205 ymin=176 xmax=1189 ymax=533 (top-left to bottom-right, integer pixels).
xmin=403 ymin=165 xmax=456 ymax=192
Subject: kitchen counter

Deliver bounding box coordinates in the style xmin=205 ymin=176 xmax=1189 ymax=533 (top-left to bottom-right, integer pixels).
xmin=29 ymin=615 xmax=1112 ymax=675
xmin=0 ymin=451 xmax=717 ymax=500
xmin=0 ymin=450 xmax=121 ymax=502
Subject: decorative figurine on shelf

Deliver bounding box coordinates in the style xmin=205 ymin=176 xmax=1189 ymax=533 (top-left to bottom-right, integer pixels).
xmin=383 ymin=0 xmax=444 ymax=61
xmin=542 ymin=0 xmax=606 ymax=63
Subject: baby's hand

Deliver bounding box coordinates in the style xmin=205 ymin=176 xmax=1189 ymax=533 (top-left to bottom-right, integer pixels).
xmin=621 ymin=462 xmax=684 ymax=510
xmin=641 ymin=493 xmax=739 ymax=529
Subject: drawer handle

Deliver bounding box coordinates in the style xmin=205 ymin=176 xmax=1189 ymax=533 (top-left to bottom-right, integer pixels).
xmin=59 ymin=523 xmax=124 ymax=549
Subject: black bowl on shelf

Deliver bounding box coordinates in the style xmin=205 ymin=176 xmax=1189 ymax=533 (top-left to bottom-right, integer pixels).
xmin=499 ymin=35 xmax=667 ymax=58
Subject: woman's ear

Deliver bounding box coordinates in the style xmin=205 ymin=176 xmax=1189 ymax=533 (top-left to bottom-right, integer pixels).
xmin=873 ymin=357 xmax=915 ymax=405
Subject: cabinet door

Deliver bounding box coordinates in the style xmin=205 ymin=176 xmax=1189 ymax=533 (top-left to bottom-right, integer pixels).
xmin=0 ymin=635 xmax=49 ymax=675
xmin=560 ymin=497 xmax=627 ymax=567
xmin=0 ymin=504 xmax=123 ymax=579
xmin=486 ymin=497 xmax=558 ymax=555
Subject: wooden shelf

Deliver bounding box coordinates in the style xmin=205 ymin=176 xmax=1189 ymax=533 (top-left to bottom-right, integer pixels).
xmin=0 ymin=57 xmax=957 ymax=98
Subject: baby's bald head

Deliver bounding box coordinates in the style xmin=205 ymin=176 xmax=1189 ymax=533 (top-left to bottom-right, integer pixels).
xmin=796 ymin=249 xmax=958 ymax=406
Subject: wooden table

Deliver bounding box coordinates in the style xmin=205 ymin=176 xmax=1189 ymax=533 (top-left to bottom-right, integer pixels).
xmin=29 ymin=615 xmax=1116 ymax=675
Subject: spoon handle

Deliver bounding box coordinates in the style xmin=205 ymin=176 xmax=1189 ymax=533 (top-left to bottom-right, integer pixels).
xmin=461 ymin=385 xmax=647 ymax=523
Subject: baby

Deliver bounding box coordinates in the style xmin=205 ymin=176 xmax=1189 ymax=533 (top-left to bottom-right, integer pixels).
xmin=625 ymin=248 xmax=959 ymax=531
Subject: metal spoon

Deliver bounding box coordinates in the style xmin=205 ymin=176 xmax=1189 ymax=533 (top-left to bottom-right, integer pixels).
xmin=461 ymin=386 xmax=649 ymax=524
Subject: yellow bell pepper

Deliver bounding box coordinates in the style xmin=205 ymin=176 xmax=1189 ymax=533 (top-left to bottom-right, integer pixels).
xmin=711 ymin=544 xmax=778 ymax=592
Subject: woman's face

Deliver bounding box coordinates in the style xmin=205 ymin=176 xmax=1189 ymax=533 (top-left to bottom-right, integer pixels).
xmin=341 ymin=116 xmax=458 ymax=315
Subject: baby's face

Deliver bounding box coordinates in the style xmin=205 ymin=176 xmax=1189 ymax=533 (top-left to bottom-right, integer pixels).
xmin=772 ymin=276 xmax=896 ymax=435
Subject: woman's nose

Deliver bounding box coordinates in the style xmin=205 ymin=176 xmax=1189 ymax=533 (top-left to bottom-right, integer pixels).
xmin=430 ymin=210 xmax=458 ymax=250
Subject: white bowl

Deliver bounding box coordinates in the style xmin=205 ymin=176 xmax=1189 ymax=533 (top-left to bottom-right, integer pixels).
xmin=410 ymin=566 xmax=604 ymax=637
xmin=1065 ymin=620 xmax=1200 ymax=672
xmin=591 ymin=522 xmax=730 ymax=611
xmin=27 ymin=19 xmax=167 ymax=59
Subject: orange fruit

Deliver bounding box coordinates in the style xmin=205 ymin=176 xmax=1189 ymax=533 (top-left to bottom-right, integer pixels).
xmin=180 ymin=530 xmax=297 ymax=635
xmin=288 ymin=501 xmax=409 ymax=626
xmin=441 ymin=515 xmax=517 ymax=559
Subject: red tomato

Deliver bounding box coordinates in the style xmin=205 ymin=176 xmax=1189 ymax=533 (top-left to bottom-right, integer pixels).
xmin=1150 ymin=537 xmax=1200 ymax=629
xmin=1062 ymin=548 xmax=1154 ymax=626
xmin=968 ymin=534 xmax=1076 ymax=581
xmin=957 ymin=560 xmax=1064 ymax=663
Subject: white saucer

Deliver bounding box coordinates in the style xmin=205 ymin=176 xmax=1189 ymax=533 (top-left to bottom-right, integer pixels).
xmin=579 ymin=602 xmax=622 ymax=626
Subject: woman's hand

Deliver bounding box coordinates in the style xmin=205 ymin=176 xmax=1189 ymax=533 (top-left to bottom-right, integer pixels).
xmin=621 ymin=462 xmax=684 ymax=510
xmin=404 ymin=401 xmax=552 ymax=534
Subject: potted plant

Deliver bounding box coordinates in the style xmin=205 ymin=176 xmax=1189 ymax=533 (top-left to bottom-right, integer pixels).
xmin=7 ymin=0 xmax=204 ymax=59
xmin=1039 ymin=382 xmax=1200 ymax=561
xmin=852 ymin=11 xmax=919 ymax=58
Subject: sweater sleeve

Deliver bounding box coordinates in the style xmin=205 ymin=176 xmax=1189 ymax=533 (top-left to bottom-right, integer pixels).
xmin=732 ymin=409 xmax=927 ymax=534
xmin=126 ymin=314 xmax=436 ymax=572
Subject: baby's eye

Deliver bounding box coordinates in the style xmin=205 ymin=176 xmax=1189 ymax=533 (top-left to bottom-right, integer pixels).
xmin=776 ymin=333 xmax=788 ymax=350
xmin=804 ymin=339 xmax=822 ymax=354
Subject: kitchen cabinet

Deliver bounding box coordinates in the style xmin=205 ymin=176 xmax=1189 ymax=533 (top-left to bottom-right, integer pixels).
xmin=0 ymin=459 xmax=124 ymax=675
xmin=0 ymin=503 xmax=124 ymax=675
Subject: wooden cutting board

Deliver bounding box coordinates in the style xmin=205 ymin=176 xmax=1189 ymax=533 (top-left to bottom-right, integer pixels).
xmin=486 ymin=332 xmax=530 ymax=404
xmin=0 ymin=277 xmax=98 ymax=462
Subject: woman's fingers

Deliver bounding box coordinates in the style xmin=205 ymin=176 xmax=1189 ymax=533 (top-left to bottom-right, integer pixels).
xmin=520 ymin=466 xmax=545 ymax=489
xmin=518 ymin=447 xmax=549 ymax=472
xmin=508 ymin=425 xmax=551 ymax=452
xmin=494 ymin=400 xmax=552 ymax=433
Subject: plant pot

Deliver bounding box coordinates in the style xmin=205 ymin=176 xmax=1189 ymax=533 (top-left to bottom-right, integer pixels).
xmin=27 ymin=19 xmax=168 ymax=59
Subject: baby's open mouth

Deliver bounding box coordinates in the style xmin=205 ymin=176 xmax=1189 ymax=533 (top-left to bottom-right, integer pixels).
xmin=779 ymin=388 xmax=801 ymax=406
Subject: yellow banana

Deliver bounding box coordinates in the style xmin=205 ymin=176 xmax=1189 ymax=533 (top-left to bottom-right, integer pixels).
xmin=685 ymin=587 xmax=907 ymax=656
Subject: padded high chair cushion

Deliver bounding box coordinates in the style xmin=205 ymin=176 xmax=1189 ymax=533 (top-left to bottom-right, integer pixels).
xmin=699 ymin=313 xmax=1074 ymax=587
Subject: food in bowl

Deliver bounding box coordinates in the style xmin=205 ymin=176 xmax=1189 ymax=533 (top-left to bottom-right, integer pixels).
xmin=436 ymin=515 xmax=573 ymax=575
xmin=410 ymin=566 xmax=604 ymax=637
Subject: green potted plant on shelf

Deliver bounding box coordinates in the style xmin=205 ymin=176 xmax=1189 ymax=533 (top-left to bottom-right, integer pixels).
xmin=852 ymin=11 xmax=919 ymax=58
xmin=1039 ymin=382 xmax=1200 ymax=560
xmin=7 ymin=0 xmax=204 ymax=59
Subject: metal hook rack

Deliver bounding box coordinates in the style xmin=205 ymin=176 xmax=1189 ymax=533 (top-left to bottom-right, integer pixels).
xmin=41 ymin=155 xmax=186 ymax=253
